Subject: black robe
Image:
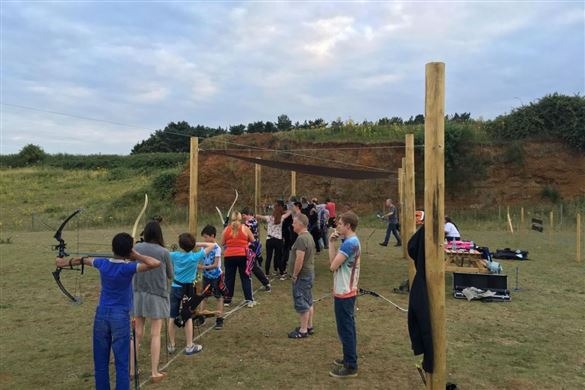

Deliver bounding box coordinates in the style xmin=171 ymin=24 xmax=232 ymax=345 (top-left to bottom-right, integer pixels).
xmin=407 ymin=226 xmax=434 ymax=373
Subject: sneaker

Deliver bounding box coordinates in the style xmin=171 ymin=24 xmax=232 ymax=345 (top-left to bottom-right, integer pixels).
xmin=223 ymin=301 xmax=231 ymax=307
xmin=394 ymin=243 xmax=402 ymax=247
xmin=279 ymin=273 xmax=287 ymax=281
xmin=214 ymin=317 xmax=224 ymax=330
xmin=184 ymin=344 xmax=203 ymax=355
xmin=166 ymin=344 xmax=176 ymax=354
xmin=379 ymin=242 xmax=388 ymax=247
xmin=246 ymin=300 xmax=257 ymax=308
xmin=332 ymin=358 xmax=344 ymax=367
xmin=329 ymin=365 xmax=358 ymax=378
xmin=264 ymin=284 xmax=272 ymax=292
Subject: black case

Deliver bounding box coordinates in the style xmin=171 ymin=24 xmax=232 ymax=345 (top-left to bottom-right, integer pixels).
xmin=453 ymin=272 xmax=511 ymax=301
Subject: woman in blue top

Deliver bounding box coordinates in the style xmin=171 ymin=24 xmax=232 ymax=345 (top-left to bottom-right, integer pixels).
xmin=55 ymin=232 xmax=160 ymax=390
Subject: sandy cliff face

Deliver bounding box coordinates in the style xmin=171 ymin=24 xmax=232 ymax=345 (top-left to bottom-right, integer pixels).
xmin=175 ymin=134 xmax=584 ymax=215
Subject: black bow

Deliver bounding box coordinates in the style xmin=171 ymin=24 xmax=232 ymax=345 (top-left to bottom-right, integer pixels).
xmin=52 ymin=208 xmax=84 ymax=303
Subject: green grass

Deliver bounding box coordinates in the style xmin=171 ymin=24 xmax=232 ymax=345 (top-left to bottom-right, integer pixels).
xmin=0 ymin=224 xmax=583 ymax=389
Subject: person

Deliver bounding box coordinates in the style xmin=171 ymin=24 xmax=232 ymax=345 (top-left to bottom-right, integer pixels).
xmin=167 ymin=232 xmax=215 ymax=356
xmin=444 ymin=216 xmax=461 ymax=241
xmin=198 ymin=225 xmax=229 ymax=330
xmin=379 ymin=198 xmax=401 ymax=247
xmin=317 ymin=201 xmax=330 ymax=250
xmin=328 ymin=211 xmax=361 ymax=378
xmin=55 ymin=233 xmax=161 ymax=390
xmin=130 ymin=220 xmax=174 ymax=384
xmin=222 ymin=211 xmax=255 ymax=308
xmin=325 ymin=197 xmax=337 ymax=228
xmin=308 ymin=198 xmax=322 ymax=252
xmin=241 ymin=207 xmax=272 ymax=292
xmin=287 ymin=213 xmax=316 ymax=339
xmin=281 ymin=201 xmax=302 ymax=279
xmin=257 ymin=200 xmax=291 ymax=279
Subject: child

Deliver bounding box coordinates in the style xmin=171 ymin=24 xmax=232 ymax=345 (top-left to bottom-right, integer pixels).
xmin=55 ymin=233 xmax=160 ymax=390
xmin=328 ymin=211 xmax=361 ymax=378
xmin=168 ymin=233 xmax=215 ymax=355
xmin=198 ymin=225 xmax=229 ymax=329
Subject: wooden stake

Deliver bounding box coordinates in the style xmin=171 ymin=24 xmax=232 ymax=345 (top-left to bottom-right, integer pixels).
xmin=291 ymin=171 xmax=296 ymax=197
xmin=424 ymin=62 xmax=446 ymax=389
xmin=507 ymin=211 xmax=514 ymax=234
xmin=255 ymin=163 xmax=261 ymax=215
xmin=189 ymin=137 xmax=199 ymax=235
xmin=405 ymin=134 xmax=417 ymax=288
xmin=577 ymin=213 xmax=581 ymax=263
xmin=521 ymin=207 xmax=524 ymax=228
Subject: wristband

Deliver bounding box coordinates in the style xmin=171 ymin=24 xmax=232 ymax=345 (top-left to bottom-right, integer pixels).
xmin=68 ymin=258 xmax=73 ymax=270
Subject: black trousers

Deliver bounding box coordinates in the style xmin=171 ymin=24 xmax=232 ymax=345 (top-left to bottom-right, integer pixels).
xmin=265 ymin=237 xmax=283 ymax=275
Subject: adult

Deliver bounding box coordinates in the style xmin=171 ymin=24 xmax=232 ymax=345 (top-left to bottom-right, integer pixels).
xmin=444 ymin=216 xmax=461 ymax=241
xmin=325 ymin=197 xmax=337 ymax=228
xmin=222 ymin=211 xmax=256 ymax=307
xmin=328 ymin=211 xmax=361 ymax=378
xmin=379 ymin=198 xmax=401 ymax=247
xmin=308 ymin=198 xmax=322 ymax=252
xmin=317 ymin=202 xmax=330 ymax=250
xmin=55 ymin=233 xmax=160 ymax=390
xmin=257 ymin=201 xmax=289 ymax=278
xmin=281 ymin=201 xmax=302 ymax=280
xmin=241 ymin=207 xmax=272 ymax=292
xmin=131 ymin=221 xmax=173 ymax=384
xmin=287 ymin=214 xmax=316 ymax=338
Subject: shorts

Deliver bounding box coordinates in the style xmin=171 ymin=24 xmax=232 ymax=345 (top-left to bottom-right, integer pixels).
xmin=170 ymin=284 xmax=194 ymax=318
xmin=203 ymin=274 xmax=228 ymax=299
xmin=292 ymin=274 xmax=314 ymax=313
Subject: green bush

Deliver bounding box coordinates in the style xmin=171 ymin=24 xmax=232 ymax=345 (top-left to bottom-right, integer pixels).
xmin=151 ymin=170 xmax=181 ymax=200
xmin=541 ymin=185 xmax=561 ymax=203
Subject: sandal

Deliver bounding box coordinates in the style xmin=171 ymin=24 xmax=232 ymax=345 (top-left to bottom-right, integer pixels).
xmin=288 ymin=329 xmax=308 ymax=339
xmin=295 ymin=326 xmax=314 ymax=335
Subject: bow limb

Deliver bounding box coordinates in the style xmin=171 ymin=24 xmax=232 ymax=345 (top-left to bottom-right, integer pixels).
xmin=53 ymin=208 xmax=83 ymax=303
xmin=225 ymin=189 xmax=239 ymax=221
xmin=215 ymin=207 xmax=224 ymax=226
xmin=131 ymin=194 xmax=149 ymax=241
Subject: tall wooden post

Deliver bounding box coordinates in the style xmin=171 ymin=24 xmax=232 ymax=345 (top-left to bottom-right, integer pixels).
xmin=291 ymin=171 xmax=297 ymax=197
xmin=255 ymin=163 xmax=261 ymax=215
xmin=424 ymin=62 xmax=446 ymax=389
xmin=189 ymin=137 xmax=199 ymax=235
xmin=398 ymin=166 xmax=405 ymax=258
xmin=405 ymin=134 xmax=416 ymax=287
xmin=521 ymin=207 xmax=525 ymax=228
xmin=577 ymin=213 xmax=581 ymax=263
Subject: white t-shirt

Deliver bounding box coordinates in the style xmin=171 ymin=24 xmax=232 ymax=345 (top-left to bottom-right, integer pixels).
xmin=445 ymin=222 xmax=460 ymax=238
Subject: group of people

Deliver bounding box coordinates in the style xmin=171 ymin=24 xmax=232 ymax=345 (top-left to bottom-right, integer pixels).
xmin=55 ymin=196 xmax=364 ymax=389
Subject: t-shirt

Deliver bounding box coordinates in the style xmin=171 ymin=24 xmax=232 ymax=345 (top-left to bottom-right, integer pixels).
xmin=333 ymin=235 xmax=361 ymax=298
xmin=445 ymin=222 xmax=460 ymax=238
xmin=170 ymin=250 xmax=205 ymax=288
xmin=133 ymin=242 xmax=173 ymax=298
xmin=287 ymin=231 xmax=315 ymax=278
xmin=203 ymin=244 xmax=222 ymax=279
xmin=388 ymin=205 xmax=399 ymax=224
xmin=245 ymin=217 xmax=260 ymax=240
xmin=325 ymin=202 xmax=336 ymax=218
xmin=93 ymin=258 xmax=138 ymax=310
xmin=262 ymin=215 xmax=283 ymax=240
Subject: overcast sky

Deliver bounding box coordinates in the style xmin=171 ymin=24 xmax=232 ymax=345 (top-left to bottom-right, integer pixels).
xmin=1 ymin=1 xmax=583 ymax=155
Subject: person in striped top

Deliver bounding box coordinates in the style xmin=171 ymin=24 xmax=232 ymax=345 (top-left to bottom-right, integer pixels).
xmin=328 ymin=211 xmax=361 ymax=379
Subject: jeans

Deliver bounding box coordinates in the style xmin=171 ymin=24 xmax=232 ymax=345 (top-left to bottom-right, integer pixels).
xmin=224 ymin=256 xmax=253 ymax=303
xmin=383 ymin=222 xmax=401 ymax=245
xmin=334 ymin=296 xmax=358 ymax=370
xmin=93 ymin=306 xmax=131 ymax=390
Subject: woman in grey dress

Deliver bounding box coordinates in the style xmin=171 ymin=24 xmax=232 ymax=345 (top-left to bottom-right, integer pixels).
xmin=129 ymin=221 xmax=174 ymax=383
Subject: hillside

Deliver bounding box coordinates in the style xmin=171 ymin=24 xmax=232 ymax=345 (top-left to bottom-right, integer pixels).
xmin=175 ymin=134 xmax=585 ymax=214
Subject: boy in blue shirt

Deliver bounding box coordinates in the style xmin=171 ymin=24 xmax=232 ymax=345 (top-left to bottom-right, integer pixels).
xmin=198 ymin=225 xmax=229 ymax=330
xmin=168 ymin=233 xmax=215 ymax=355
xmin=55 ymin=232 xmax=161 ymax=390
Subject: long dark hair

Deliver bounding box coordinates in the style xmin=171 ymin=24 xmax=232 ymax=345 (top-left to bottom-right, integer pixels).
xmin=143 ymin=220 xmax=165 ymax=247
xmin=445 ymin=216 xmax=459 ymax=232
xmin=273 ymin=201 xmax=284 ymax=225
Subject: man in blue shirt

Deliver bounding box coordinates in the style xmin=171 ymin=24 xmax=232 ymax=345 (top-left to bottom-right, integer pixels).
xmin=55 ymin=232 xmax=161 ymax=390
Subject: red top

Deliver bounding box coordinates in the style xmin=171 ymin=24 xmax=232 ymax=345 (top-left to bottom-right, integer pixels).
xmin=223 ymin=225 xmax=250 ymax=257
xmin=325 ymin=202 xmax=336 ymax=218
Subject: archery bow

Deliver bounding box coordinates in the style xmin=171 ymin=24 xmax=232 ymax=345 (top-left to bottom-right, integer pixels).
xmin=52 ymin=208 xmax=84 ymax=304
xmin=215 ymin=190 xmax=238 ymax=227
xmin=131 ymin=194 xmax=149 ymax=241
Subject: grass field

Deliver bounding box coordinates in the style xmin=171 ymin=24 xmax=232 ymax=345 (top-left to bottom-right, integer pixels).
xmin=0 ymin=221 xmax=583 ymax=389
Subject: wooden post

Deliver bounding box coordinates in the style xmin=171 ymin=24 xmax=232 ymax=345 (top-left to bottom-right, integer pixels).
xmin=577 ymin=213 xmax=581 ymax=263
xmin=189 ymin=137 xmax=199 ymax=235
xmin=405 ymin=133 xmax=417 ymax=287
xmin=398 ymin=165 xmax=406 ymax=259
xmin=550 ymin=210 xmax=554 ymax=231
xmin=291 ymin=171 xmax=297 ymax=197
xmin=424 ymin=62 xmax=446 ymax=390
xmin=255 ymin=163 xmax=261 ymax=215
xmin=521 ymin=207 xmax=524 ymax=228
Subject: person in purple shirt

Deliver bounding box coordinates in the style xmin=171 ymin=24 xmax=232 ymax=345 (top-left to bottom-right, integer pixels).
xmin=55 ymin=232 xmax=160 ymax=390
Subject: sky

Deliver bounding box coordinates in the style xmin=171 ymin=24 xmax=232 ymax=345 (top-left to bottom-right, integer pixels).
xmin=1 ymin=1 xmax=583 ymax=155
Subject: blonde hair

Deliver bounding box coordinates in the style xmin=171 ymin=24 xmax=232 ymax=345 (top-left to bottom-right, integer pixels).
xmin=230 ymin=211 xmax=242 ymax=238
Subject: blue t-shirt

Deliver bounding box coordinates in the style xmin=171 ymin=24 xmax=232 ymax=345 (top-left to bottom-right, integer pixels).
xmin=333 ymin=236 xmax=361 ymax=298
xmin=93 ymin=258 xmax=138 ymax=310
xmin=170 ymin=250 xmax=206 ymax=287
xmin=203 ymin=244 xmax=222 ymax=279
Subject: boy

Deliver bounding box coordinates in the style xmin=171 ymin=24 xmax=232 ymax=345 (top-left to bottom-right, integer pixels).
xmin=198 ymin=225 xmax=229 ymax=330
xmin=55 ymin=232 xmax=161 ymax=390
xmin=168 ymin=233 xmax=215 ymax=355
xmin=328 ymin=211 xmax=361 ymax=378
